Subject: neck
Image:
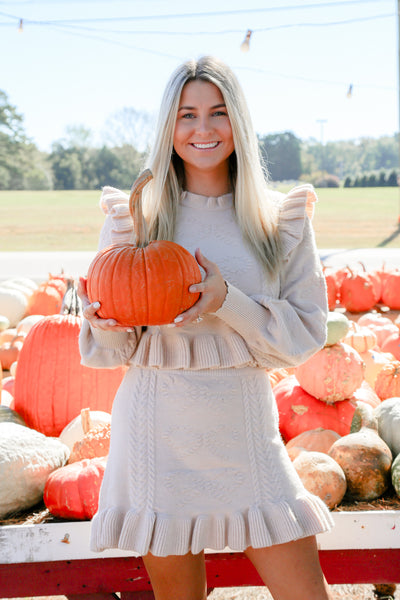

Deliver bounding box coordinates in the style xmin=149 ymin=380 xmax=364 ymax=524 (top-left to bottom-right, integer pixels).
xmin=183 ymin=165 xmax=231 ymax=197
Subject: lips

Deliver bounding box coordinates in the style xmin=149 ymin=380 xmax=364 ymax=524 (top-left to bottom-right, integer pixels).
xmin=191 ymin=142 xmax=220 ymax=149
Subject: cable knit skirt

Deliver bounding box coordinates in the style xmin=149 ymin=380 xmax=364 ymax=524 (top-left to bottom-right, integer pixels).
xmin=90 ymin=366 xmax=334 ymax=556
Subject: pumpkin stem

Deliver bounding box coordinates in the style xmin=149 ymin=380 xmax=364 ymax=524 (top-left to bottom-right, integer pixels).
xmin=129 ymin=169 xmax=154 ymax=248
xmin=81 ymin=407 xmax=93 ymax=434
xmin=60 ymin=280 xmax=82 ymax=316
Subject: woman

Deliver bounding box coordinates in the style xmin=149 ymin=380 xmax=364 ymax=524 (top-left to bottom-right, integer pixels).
xmin=79 ymin=56 xmax=333 ymax=600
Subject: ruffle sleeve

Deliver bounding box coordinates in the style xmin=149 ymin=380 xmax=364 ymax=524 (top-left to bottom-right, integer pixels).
xmin=214 ymin=184 xmax=327 ymax=369
xmin=97 ymin=186 xmax=133 ymax=250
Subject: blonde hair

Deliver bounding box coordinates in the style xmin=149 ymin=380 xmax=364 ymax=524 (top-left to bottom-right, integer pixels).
xmin=142 ymin=55 xmax=281 ymax=275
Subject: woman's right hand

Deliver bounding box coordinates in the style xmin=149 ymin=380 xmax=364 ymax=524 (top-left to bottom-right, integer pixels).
xmin=78 ymin=276 xmax=134 ymax=332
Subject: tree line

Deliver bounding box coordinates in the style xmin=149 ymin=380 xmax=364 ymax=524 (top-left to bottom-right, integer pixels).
xmin=0 ymin=90 xmax=398 ymax=190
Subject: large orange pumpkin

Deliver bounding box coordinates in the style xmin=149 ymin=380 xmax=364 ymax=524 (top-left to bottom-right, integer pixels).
xmin=13 ymin=312 xmax=125 ymax=437
xmin=87 ymin=170 xmax=202 ymax=326
xmin=273 ymin=375 xmax=356 ymax=442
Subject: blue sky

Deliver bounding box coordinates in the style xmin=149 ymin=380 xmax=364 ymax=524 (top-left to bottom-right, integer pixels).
xmin=0 ymin=0 xmax=397 ymax=151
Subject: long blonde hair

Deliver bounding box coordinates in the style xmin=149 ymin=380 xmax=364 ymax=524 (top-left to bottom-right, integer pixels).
xmin=142 ymin=55 xmax=282 ymax=275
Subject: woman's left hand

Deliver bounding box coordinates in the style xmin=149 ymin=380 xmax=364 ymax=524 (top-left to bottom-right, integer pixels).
xmin=172 ymin=248 xmax=227 ymax=327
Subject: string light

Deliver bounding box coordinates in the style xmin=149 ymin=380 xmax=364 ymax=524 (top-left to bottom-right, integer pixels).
xmin=240 ymin=29 xmax=252 ymax=52
xmin=346 ymin=84 xmax=353 ymax=98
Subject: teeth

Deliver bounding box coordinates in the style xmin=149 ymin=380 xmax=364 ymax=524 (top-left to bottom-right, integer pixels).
xmin=193 ymin=142 xmax=219 ymax=149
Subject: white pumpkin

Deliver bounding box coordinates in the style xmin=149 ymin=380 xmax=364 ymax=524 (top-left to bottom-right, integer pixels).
xmin=3 ymin=277 xmax=38 ymax=292
xmin=59 ymin=408 xmax=112 ymax=451
xmin=0 ymin=422 xmax=70 ymax=518
xmin=374 ymin=397 xmax=400 ymax=458
xmin=0 ymin=280 xmax=34 ymax=301
xmin=0 ymin=287 xmax=28 ymax=327
xmin=0 ymin=315 xmax=10 ymax=332
xmin=17 ymin=314 xmax=45 ymax=335
xmin=1 ymin=389 xmax=13 ymax=407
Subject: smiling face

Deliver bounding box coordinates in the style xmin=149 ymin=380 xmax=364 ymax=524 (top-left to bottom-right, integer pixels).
xmin=173 ymin=79 xmax=235 ymax=193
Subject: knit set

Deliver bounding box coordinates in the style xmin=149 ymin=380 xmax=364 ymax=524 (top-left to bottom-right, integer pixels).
xmin=79 ymin=184 xmax=334 ymax=557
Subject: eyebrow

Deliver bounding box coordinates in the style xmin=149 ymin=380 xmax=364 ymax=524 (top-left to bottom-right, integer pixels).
xmin=177 ymin=103 xmax=227 ymax=111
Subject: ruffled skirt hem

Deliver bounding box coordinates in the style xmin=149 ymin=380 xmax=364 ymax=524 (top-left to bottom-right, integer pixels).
xmin=90 ymin=493 xmax=334 ymax=557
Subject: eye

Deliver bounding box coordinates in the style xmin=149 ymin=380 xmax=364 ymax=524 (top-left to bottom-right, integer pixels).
xmin=181 ymin=112 xmax=196 ymax=119
xmin=212 ymin=110 xmax=228 ymax=117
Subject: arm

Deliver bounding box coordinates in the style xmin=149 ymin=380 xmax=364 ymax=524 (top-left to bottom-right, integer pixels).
xmin=78 ymin=187 xmax=143 ymax=369
xmin=214 ymin=216 xmax=328 ymax=368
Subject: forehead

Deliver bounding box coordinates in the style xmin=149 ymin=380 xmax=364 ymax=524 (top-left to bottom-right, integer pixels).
xmin=179 ymin=80 xmax=225 ymax=106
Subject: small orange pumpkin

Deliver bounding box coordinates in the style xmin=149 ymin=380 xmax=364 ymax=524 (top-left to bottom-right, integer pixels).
xmin=375 ymin=360 xmax=400 ymax=400
xmin=286 ymin=428 xmax=341 ymax=461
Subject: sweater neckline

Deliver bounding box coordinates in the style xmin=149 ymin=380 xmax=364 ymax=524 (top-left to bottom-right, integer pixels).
xmin=181 ymin=190 xmax=233 ymax=210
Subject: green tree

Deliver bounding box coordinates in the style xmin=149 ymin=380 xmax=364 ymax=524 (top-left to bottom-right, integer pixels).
xmin=0 ymin=90 xmax=32 ymax=189
xmin=259 ymin=131 xmax=302 ymax=181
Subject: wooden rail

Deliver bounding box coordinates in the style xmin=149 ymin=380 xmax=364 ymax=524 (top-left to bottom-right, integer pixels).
xmin=1 ymin=511 xmax=400 ymax=598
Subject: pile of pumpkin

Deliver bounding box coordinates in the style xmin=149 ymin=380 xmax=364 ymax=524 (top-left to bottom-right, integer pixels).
xmin=0 ymin=259 xmax=400 ymax=522
xmin=0 ymin=273 xmax=125 ymax=521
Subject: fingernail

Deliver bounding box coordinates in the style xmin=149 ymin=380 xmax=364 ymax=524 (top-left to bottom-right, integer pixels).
xmin=108 ymin=319 xmax=117 ymax=326
xmin=189 ymin=286 xmax=196 ymax=293
xmin=174 ymin=316 xmax=183 ymax=323
xmin=166 ymin=323 xmax=175 ymax=328
xmin=93 ymin=302 xmax=100 ymax=309
xmin=126 ymin=328 xmax=134 ymax=332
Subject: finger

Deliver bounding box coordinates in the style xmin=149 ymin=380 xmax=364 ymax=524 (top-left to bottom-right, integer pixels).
xmin=83 ymin=301 xmax=102 ymax=319
xmin=189 ymin=281 xmax=207 ymax=294
xmin=195 ymin=248 xmax=215 ymax=272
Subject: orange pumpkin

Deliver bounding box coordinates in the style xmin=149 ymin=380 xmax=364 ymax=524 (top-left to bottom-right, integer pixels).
xmin=381 ymin=271 xmax=400 ymax=310
xmin=339 ymin=267 xmax=378 ymax=313
xmin=44 ymin=457 xmax=107 ymax=520
xmin=87 ymin=170 xmax=201 ymax=327
xmin=323 ymin=268 xmax=338 ymax=310
xmin=13 ymin=313 xmax=125 ymax=437
xmin=375 ymin=361 xmax=400 ymax=400
xmin=343 ymin=322 xmax=377 ymax=353
xmin=26 ymin=282 xmax=63 ymax=316
xmin=295 ymin=342 xmax=365 ymax=404
xmin=285 ymin=428 xmax=341 ymax=461
xmin=274 ymin=375 xmax=356 ymax=442
xmin=69 ymin=422 xmax=111 ymax=463
xmin=381 ymin=333 xmax=400 ymax=361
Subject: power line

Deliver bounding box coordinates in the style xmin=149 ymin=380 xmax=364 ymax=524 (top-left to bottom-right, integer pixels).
xmin=1 ymin=11 xmax=392 ymax=34
xmin=0 ymin=0 xmax=392 ymax=24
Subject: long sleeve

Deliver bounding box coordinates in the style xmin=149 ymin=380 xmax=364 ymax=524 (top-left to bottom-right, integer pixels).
xmin=79 ymin=186 xmax=143 ymax=369
xmin=213 ymin=186 xmax=328 ymax=369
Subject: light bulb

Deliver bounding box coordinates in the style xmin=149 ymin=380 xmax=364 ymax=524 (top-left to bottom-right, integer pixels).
xmin=240 ymin=30 xmax=252 ymax=53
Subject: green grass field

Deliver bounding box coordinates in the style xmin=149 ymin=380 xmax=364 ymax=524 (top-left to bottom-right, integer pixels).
xmin=0 ymin=187 xmax=399 ymax=251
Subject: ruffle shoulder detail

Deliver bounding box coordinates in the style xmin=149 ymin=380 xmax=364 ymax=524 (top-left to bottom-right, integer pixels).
xmin=278 ymin=184 xmax=318 ymax=258
xmin=98 ymin=186 xmax=133 ymax=249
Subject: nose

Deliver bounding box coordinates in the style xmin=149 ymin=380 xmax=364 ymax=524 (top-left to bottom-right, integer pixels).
xmin=195 ymin=115 xmax=213 ymax=136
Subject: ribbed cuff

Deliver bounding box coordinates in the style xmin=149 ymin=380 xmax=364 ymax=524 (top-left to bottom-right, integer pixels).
xmin=91 ymin=326 xmax=132 ymax=349
xmin=214 ymin=282 xmax=271 ymax=335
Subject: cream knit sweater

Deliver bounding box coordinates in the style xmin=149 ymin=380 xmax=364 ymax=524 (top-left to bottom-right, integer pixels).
xmin=79 ymin=184 xmax=327 ymax=372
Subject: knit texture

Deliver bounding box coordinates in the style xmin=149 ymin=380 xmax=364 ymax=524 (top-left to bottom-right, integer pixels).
xmin=80 ymin=185 xmax=333 ymax=557
xmin=80 ymin=185 xmax=328 ymax=371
